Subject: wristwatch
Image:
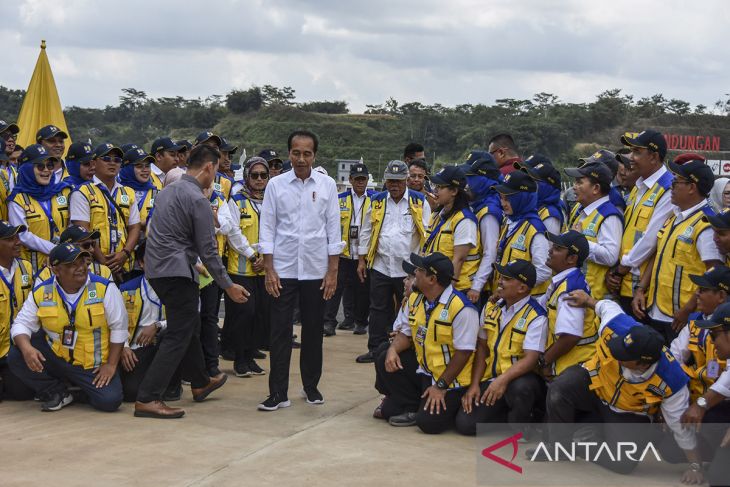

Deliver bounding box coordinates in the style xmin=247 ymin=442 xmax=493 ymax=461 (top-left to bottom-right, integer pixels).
xmin=436 ymin=378 xmax=448 ymax=390
xmin=697 ymin=397 xmax=708 ymax=409
xmin=689 ymin=462 xmax=703 ymax=472
xmin=536 ymin=353 xmax=546 ymax=369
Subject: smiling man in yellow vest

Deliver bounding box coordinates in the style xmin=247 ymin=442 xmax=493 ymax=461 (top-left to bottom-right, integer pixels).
xmin=8 ymin=243 xmax=128 ymax=412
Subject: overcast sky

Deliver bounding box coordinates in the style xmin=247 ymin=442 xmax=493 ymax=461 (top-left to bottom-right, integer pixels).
xmin=2 ymin=0 xmax=728 ymax=113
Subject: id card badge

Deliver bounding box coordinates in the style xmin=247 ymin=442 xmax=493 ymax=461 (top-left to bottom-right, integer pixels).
xmin=707 ymin=360 xmax=720 ymax=379
xmin=415 ymin=325 xmax=427 ymax=346
xmin=349 ymin=225 xmax=359 ymax=240
xmin=110 ymin=229 xmax=118 ymax=244
xmin=61 ymin=326 xmax=77 ymax=350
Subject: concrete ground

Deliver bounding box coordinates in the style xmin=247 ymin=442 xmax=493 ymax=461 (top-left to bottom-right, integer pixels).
xmin=0 ymin=327 xmax=687 ymax=487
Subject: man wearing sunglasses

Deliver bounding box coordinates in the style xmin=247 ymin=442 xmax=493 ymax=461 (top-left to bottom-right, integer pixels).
xmin=36 ymin=125 xmax=69 ymax=184
xmin=259 ymin=149 xmax=284 ymax=178
xmin=35 ymin=225 xmax=112 ymax=284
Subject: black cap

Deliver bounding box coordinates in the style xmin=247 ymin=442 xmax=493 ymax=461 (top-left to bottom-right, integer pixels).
xmin=695 ymin=302 xmax=730 ymax=330
xmin=35 ymin=124 xmax=68 ymax=141
xmin=704 ymin=208 xmax=730 ymax=229
xmin=429 ymin=165 xmax=466 ymax=187
xmin=607 ymin=325 xmax=664 ymax=363
xmin=93 ymin=143 xmax=123 ymax=159
xmin=494 ymin=258 xmax=536 ymax=288
xmin=121 ymin=143 xmax=140 ymax=153
xmin=668 ymin=159 xmax=714 ymax=196
xmin=59 ymin=225 xmax=100 ymax=244
xmin=220 ymin=137 xmax=238 ymax=153
xmin=621 ymin=129 xmax=667 ymax=160
xmin=349 ymin=163 xmax=369 ymax=177
xmin=493 ymin=170 xmax=537 ymax=195
xmin=580 ymin=149 xmax=618 ymax=177
xmin=195 ymin=131 xmax=222 ymax=147
xmin=65 ymin=141 xmax=95 ymax=164
xmin=151 ymin=137 xmax=183 ymax=155
xmin=48 ymin=243 xmax=91 ymax=266
xmin=0 ymin=221 xmax=26 ymax=239
xmin=461 ymin=151 xmax=500 ymax=179
xmin=123 ymin=148 xmax=155 ymax=166
xmin=258 ymin=149 xmax=282 ymax=163
xmin=564 ymin=162 xmax=613 ymax=186
xmin=689 ymin=266 xmax=730 ymax=292
xmin=176 ymin=139 xmax=192 ymax=151
xmin=18 ymin=144 xmax=59 ymax=166
xmin=615 ymin=150 xmax=632 ymax=169
xmin=546 ymin=230 xmax=589 ymax=264
xmin=0 ymin=120 xmax=20 ymax=135
xmin=516 ymin=154 xmax=561 ymax=188
xmin=402 ymin=252 xmax=454 ymax=284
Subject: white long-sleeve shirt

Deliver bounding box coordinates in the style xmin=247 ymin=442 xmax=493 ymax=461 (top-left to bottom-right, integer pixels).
xmin=8 ymin=200 xmax=56 ymax=254
xmin=471 ymin=213 xmax=500 ymax=291
xmin=11 ymin=276 xmax=129 ymax=345
xmin=258 ymin=169 xmax=344 ymax=280
xmin=225 ymin=198 xmax=257 ymax=259
xmin=575 ymin=195 xmax=623 ymax=267
xmin=128 ymin=277 xmax=167 ymax=350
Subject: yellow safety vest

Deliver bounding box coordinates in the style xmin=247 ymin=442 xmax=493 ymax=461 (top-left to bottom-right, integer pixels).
xmin=10 ymin=189 xmax=71 ymax=273
xmin=619 ymin=171 xmax=673 ymax=297
xmin=481 ymin=297 xmax=546 ymax=380
xmin=365 ymin=191 xmax=426 ymax=268
xmin=0 ymin=169 xmax=11 ymax=221
xmin=0 ymin=258 xmax=33 ymax=358
xmin=407 ymin=289 xmax=475 ymax=388
xmin=584 ymin=313 xmax=688 ymax=415
xmin=494 ymin=220 xmax=549 ymax=295
xmin=424 ymin=209 xmax=481 ymax=291
xmin=574 ymin=200 xmax=623 ymax=300
xmin=538 ymin=206 xmax=567 ymax=233
xmin=34 ymin=275 xmax=112 ymax=370
xmin=120 ymin=276 xmax=165 ymax=346
xmin=227 ymin=193 xmax=262 ymax=277
xmin=214 ymin=173 xmax=232 ymax=201
xmin=150 ymin=172 xmax=163 ymax=191
xmin=339 ymin=189 xmax=372 ymax=259
xmin=646 ymin=205 xmax=713 ymax=317
xmin=209 ymin=192 xmax=227 ymax=257
xmin=134 ymin=188 xmax=156 ymax=231
xmin=682 ymin=313 xmax=726 ymax=402
xmin=545 ymin=268 xmax=598 ymax=376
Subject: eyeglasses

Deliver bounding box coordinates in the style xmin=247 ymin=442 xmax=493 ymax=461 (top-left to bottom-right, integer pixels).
xmin=409 ymin=173 xmax=426 ymax=180
xmin=269 ymin=163 xmax=283 ymax=170
xmin=249 ymin=172 xmax=269 ymax=180
xmin=671 ymin=180 xmax=692 ymax=188
xmin=77 ymin=241 xmax=95 ymax=250
xmin=133 ymin=163 xmax=151 ymax=169
xmin=1 ymin=132 xmax=15 ymax=141
xmin=100 ymin=156 xmax=123 ymax=164
xmin=33 ymin=161 xmax=55 ymax=171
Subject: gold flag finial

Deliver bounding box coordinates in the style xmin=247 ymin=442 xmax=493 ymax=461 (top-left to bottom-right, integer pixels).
xmin=41 ymin=40 xmax=46 ymax=49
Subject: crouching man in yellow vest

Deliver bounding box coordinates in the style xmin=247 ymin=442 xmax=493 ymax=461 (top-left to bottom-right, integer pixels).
xmin=459 ymin=259 xmax=548 ymax=436
xmin=377 ymin=252 xmax=480 ymax=432
xmin=7 ymin=243 xmax=128 ymax=412
xmin=537 ymin=291 xmax=703 ymax=482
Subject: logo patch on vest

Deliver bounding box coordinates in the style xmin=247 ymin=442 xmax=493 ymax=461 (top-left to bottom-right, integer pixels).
xmin=585 ymin=222 xmax=597 ymax=237
xmin=21 ymin=274 xmax=29 ymax=286
xmin=214 ymin=183 xmax=222 ymax=191
xmin=120 ymin=194 xmax=129 ymax=204
xmin=643 ymin=193 xmax=657 ymax=207
xmin=646 ymin=384 xmax=666 ymax=397
xmin=678 ymin=226 xmax=694 ymax=244
xmin=56 ymin=195 xmax=67 ymax=205
xmin=515 ymin=317 xmax=528 ymax=331
xmin=511 ymin=234 xmax=527 ymax=251
xmin=439 ymin=309 xmax=449 ymax=320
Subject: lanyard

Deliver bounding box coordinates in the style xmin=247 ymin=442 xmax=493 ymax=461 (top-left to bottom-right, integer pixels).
xmin=423 ymin=212 xmax=449 ymax=253
xmin=38 ymin=200 xmax=60 ymax=239
xmin=56 ymin=282 xmax=85 ymax=328
xmin=350 ymin=193 xmax=366 ymax=227
xmin=0 ymin=266 xmax=17 ymax=316
xmin=142 ymin=278 xmax=163 ymax=321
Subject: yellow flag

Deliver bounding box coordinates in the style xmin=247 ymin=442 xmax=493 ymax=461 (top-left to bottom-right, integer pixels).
xmin=16 ymin=40 xmax=71 ymax=155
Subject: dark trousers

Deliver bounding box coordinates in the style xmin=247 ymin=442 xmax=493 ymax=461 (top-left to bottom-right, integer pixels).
xmin=223 ymin=274 xmax=270 ymax=365
xmin=199 ymin=281 xmax=221 ymax=374
xmin=324 ymin=258 xmax=369 ymax=327
xmin=374 ymin=345 xmax=421 ymax=418
xmin=645 ymin=317 xmax=677 ymax=346
xmin=137 ymin=277 xmax=209 ymax=403
xmin=120 ymin=345 xmax=157 ymax=402
xmin=545 ymin=364 xmax=651 ymax=474
xmin=455 ymin=373 xmax=546 ymax=436
xmin=7 ymin=340 xmax=122 ymax=412
xmin=0 ymin=356 xmax=37 ymax=401
xmin=367 ymin=270 xmax=404 ymax=351
xmin=269 ymin=279 xmax=325 ymax=396
xmin=415 ymin=375 xmax=466 ymax=435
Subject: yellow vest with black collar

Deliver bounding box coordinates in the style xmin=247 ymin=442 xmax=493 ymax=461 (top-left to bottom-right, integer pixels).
xmin=481 ymin=297 xmax=546 ymax=380
xmin=424 ymin=209 xmax=481 ymax=291
xmin=646 ymin=205 xmax=713 ymax=317
xmin=407 ymin=289 xmax=475 ymax=389
xmin=574 ymin=201 xmax=623 ymax=300
xmin=34 ymin=275 xmax=111 ymax=370
xmin=0 ymin=259 xmax=33 ymax=358
xmin=227 ymin=193 xmax=262 ymax=277
xmin=10 ymin=188 xmax=71 ymax=272
xmin=365 ymin=191 xmax=426 ymax=268
xmin=493 ymin=220 xmax=549 ymax=295
xmin=683 ymin=313 xmax=727 ymax=402
xmin=339 ymin=190 xmax=372 ymax=259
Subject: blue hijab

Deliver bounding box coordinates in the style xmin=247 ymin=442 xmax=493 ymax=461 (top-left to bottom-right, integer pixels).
xmin=505 ymin=190 xmax=546 ymax=231
xmin=466 ymin=174 xmax=503 ymax=222
xmin=118 ymin=163 xmax=154 ymax=192
xmin=536 ymin=181 xmax=566 ymax=226
xmin=64 ymin=159 xmax=91 ymax=189
xmin=8 ymin=162 xmax=70 ymax=202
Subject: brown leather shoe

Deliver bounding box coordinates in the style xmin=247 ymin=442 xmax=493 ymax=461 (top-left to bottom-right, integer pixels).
xmin=134 ymin=400 xmax=185 ymax=419
xmin=191 ymin=372 xmax=228 ymax=402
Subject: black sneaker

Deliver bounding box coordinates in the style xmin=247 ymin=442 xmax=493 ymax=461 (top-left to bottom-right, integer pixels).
xmin=356 ymin=351 xmax=376 ymax=363
xmin=220 ymin=349 xmax=235 ymax=361
xmin=41 ymin=391 xmax=74 ymax=412
xmin=248 ymin=360 xmax=266 ymax=375
xmin=252 ymin=349 xmax=266 ymax=360
xmin=301 ymin=388 xmax=324 ymax=405
xmin=323 ymin=324 xmax=336 ymax=337
xmin=337 ymin=322 xmax=355 ymax=331
xmin=257 ymin=393 xmax=291 ymax=411
xmin=353 ymin=324 xmax=368 ymax=335
xmin=234 ymin=362 xmax=252 ymax=377
xmin=388 ymin=411 xmax=417 ymax=427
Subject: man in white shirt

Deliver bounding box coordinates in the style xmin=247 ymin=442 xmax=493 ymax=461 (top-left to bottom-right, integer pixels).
xmin=8 ymin=244 xmax=128 ymax=412
xmin=258 ymin=130 xmax=344 ymax=411
xmin=355 ymin=160 xmax=431 ymax=363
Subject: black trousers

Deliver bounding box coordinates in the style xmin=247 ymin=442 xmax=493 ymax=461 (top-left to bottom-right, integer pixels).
xmin=137 ymin=277 xmax=209 ymax=403
xmin=374 ymin=345 xmax=421 ymax=418
xmin=415 ymin=375 xmax=466 ymax=435
xmin=323 ymin=258 xmax=369 ymax=328
xmin=269 ymin=279 xmax=325 ymax=396
xmin=120 ymin=345 xmax=157 ymax=402
xmin=0 ymin=356 xmax=35 ymax=401
xmin=367 ymin=270 xmax=404 ymax=351
xmin=455 ymin=373 xmax=546 ymax=436
xmin=199 ymin=281 xmax=221 ymax=374
xmin=644 ymin=317 xmax=677 ymax=346
xmin=223 ymin=274 xmax=270 ymax=365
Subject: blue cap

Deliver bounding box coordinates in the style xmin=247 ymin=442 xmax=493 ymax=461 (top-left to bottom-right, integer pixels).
xmin=258 ymin=149 xmax=282 ymax=163
xmin=220 ymin=137 xmax=238 ymax=153
xmin=607 ymin=325 xmax=664 ymax=362
xmin=0 ymin=120 xmax=19 ymax=135
xmin=65 ymin=141 xmax=95 ymax=164
xmin=494 ymin=258 xmax=536 ymax=288
xmin=695 ymin=302 xmax=730 ymax=330
xmin=59 ymin=225 xmax=100 ymax=244
xmin=49 ymin=243 xmax=91 ymax=266
xmin=93 ymin=143 xmax=123 ymax=159
xmin=18 ymin=144 xmax=59 ymax=166
xmin=123 ymin=148 xmax=155 ymax=165
xmin=121 ymin=143 xmax=140 ymax=153
xmin=705 ymin=208 xmax=730 ymax=229
xmin=621 ymin=129 xmax=667 ymax=160
xmin=35 ymin=124 xmax=68 ymax=141
xmin=461 ymin=151 xmax=500 ymax=179
xmin=151 ymin=137 xmax=183 ymax=155
xmin=195 ymin=131 xmax=222 ymax=147
xmin=350 ymin=163 xmax=369 ymax=176
xmin=176 ymin=139 xmax=192 ymax=151
xmin=516 ymin=154 xmax=561 ymax=188
xmin=0 ymin=220 xmax=26 ymax=239
xmin=493 ymin=170 xmax=537 ymax=195
xmin=429 ymin=165 xmax=466 ymax=187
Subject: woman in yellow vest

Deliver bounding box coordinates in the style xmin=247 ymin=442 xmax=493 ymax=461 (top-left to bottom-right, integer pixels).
xmin=492 ymin=171 xmax=551 ymax=295
xmin=423 ymin=166 xmax=480 ymax=292
xmin=119 ymin=148 xmax=157 ymax=235
xmin=7 ymin=144 xmax=71 ymax=273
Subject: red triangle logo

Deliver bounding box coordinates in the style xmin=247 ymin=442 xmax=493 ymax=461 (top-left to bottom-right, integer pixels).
xmin=481 ymin=432 xmax=523 ymax=474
